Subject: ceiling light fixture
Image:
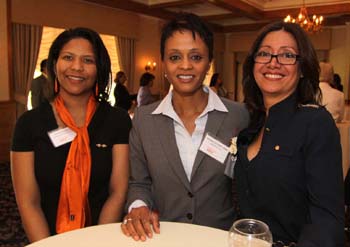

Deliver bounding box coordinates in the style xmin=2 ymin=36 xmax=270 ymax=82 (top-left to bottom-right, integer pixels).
xmin=284 ymin=0 xmax=324 ymax=33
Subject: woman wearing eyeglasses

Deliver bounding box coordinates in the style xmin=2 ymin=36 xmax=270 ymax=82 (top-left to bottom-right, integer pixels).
xmin=234 ymin=22 xmax=344 ymax=246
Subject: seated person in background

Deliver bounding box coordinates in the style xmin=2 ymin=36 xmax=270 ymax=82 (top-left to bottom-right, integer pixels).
xmin=121 ymin=13 xmax=249 ymax=241
xmin=136 ymin=72 xmax=156 ymax=107
xmin=319 ymin=62 xmax=345 ymax=122
xmin=234 ymin=21 xmax=344 ymax=247
xmin=30 ymin=59 xmax=54 ymax=108
xmin=209 ymin=73 xmax=227 ymax=98
xmin=11 ymin=27 xmax=131 ymax=243
xmin=113 ymin=71 xmax=132 ymax=111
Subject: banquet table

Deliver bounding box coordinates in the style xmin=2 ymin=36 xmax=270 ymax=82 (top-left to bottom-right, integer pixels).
xmin=336 ymin=121 xmax=350 ymax=179
xmin=25 ymin=222 xmax=228 ymax=247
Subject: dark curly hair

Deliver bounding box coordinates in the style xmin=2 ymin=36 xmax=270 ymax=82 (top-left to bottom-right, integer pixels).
xmin=242 ymin=21 xmax=321 ymax=128
xmin=47 ymin=27 xmax=111 ymax=101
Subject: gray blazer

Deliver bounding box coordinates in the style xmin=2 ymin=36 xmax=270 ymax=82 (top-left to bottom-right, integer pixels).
xmin=127 ymin=97 xmax=249 ymax=230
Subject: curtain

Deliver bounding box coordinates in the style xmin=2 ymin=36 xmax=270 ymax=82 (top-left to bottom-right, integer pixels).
xmin=11 ymin=23 xmax=42 ymax=116
xmin=115 ymin=36 xmax=136 ymax=92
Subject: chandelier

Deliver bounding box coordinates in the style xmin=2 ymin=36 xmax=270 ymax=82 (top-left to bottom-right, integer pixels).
xmin=284 ymin=0 xmax=324 ymax=33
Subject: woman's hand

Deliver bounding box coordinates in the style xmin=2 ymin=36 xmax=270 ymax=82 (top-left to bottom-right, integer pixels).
xmin=120 ymin=206 xmax=160 ymax=241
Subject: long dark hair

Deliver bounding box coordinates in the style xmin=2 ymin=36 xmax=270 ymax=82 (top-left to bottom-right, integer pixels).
xmin=47 ymin=27 xmax=112 ymax=101
xmin=243 ymin=21 xmax=320 ymax=128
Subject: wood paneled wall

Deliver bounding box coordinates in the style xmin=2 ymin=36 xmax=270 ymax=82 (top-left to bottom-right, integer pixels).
xmin=0 ymin=101 xmax=16 ymax=163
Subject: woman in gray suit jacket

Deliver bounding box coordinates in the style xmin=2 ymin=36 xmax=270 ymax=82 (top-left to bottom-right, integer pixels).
xmin=121 ymin=13 xmax=249 ymax=241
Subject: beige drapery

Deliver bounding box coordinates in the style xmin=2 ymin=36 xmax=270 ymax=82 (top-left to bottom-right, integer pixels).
xmin=11 ymin=23 xmax=42 ymax=116
xmin=115 ymin=36 xmax=136 ymax=93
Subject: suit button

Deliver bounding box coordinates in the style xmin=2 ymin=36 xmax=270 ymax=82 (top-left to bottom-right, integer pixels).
xmin=188 ymin=192 xmax=193 ymax=198
xmin=246 ymin=189 xmax=250 ymax=196
xmin=265 ymin=127 xmax=270 ymax=132
xmin=187 ymin=213 xmax=193 ymax=220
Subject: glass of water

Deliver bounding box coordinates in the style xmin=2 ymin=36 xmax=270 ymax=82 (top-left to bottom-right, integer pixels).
xmin=228 ymin=218 xmax=273 ymax=247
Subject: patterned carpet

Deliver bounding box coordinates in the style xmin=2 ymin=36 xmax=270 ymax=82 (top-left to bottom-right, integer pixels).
xmin=0 ymin=164 xmax=28 ymax=247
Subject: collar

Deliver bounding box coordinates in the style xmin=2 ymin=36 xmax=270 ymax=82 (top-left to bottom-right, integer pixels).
xmin=265 ymin=92 xmax=298 ymax=129
xmin=238 ymin=93 xmax=298 ymax=146
xmin=152 ymin=86 xmax=228 ymax=117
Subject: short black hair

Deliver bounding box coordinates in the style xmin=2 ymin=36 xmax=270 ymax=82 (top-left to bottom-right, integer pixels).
xmin=47 ymin=27 xmax=111 ymax=101
xmin=40 ymin=59 xmax=48 ymax=72
xmin=160 ymin=13 xmax=213 ymax=62
xmin=140 ymin=72 xmax=155 ymax=87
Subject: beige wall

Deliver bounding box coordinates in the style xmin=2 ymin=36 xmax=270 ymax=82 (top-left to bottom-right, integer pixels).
xmin=134 ymin=15 xmax=164 ymax=95
xmin=11 ymin=0 xmax=140 ymax=38
xmin=0 ymin=0 xmax=10 ymax=101
xmin=330 ymin=27 xmax=348 ymax=98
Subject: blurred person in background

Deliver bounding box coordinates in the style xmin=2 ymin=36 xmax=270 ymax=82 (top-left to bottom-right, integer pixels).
xmin=136 ymin=72 xmax=156 ymax=107
xmin=209 ymin=73 xmax=227 ymax=98
xmin=319 ymin=62 xmax=344 ymax=122
xmin=113 ymin=71 xmax=132 ymax=112
xmin=333 ymin=73 xmax=343 ymax=92
xmin=30 ymin=59 xmax=54 ymax=108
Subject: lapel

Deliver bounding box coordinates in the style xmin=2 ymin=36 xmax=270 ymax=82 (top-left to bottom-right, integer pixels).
xmin=153 ymin=114 xmax=191 ymax=191
xmin=190 ymin=110 xmax=227 ymax=180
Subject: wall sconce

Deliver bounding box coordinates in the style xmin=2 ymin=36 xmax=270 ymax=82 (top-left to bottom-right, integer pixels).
xmin=145 ymin=61 xmax=156 ymax=71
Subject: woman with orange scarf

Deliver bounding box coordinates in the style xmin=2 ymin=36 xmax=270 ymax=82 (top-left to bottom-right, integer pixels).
xmin=11 ymin=27 xmax=131 ymax=243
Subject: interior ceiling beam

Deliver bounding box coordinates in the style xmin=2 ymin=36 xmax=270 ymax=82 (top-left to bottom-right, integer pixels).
xmin=264 ymin=3 xmax=350 ymax=19
xmin=148 ymin=0 xmax=206 ymax=9
xmin=82 ymin=0 xmax=177 ymax=20
xmin=221 ymin=22 xmax=269 ymax=33
xmin=202 ymin=13 xmax=240 ymax=21
xmin=210 ymin=0 xmax=263 ymax=20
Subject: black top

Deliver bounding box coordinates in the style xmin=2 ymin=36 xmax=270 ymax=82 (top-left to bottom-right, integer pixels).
xmin=234 ymin=94 xmax=344 ymax=246
xmin=114 ymin=83 xmax=131 ymax=111
xmin=12 ymin=100 xmax=132 ymax=235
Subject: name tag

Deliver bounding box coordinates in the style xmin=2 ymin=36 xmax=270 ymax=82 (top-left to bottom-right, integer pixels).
xmin=199 ymin=133 xmax=229 ymax=164
xmin=48 ymin=127 xmax=77 ymax=147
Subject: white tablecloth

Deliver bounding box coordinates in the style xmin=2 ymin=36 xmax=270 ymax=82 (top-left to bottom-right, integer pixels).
xmin=337 ymin=122 xmax=350 ymax=179
xmin=25 ymin=222 xmax=228 ymax=247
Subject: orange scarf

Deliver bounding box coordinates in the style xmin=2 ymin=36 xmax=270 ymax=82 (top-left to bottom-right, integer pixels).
xmin=54 ymin=95 xmax=97 ymax=233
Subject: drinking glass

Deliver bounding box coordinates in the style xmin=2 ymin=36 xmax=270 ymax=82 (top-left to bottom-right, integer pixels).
xmin=228 ymin=218 xmax=273 ymax=247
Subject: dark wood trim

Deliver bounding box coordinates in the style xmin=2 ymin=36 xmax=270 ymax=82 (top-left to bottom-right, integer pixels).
xmin=148 ymin=0 xmax=205 ymax=9
xmin=210 ymin=0 xmax=263 ymax=20
xmin=0 ymin=100 xmax=16 ymax=163
xmin=7 ymin=0 xmax=13 ymax=100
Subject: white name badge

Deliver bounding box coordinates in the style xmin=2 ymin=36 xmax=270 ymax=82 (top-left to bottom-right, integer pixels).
xmin=199 ymin=133 xmax=229 ymax=164
xmin=48 ymin=127 xmax=77 ymax=148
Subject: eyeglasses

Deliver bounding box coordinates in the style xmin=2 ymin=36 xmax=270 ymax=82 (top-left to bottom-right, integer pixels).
xmin=254 ymin=51 xmax=299 ymax=65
